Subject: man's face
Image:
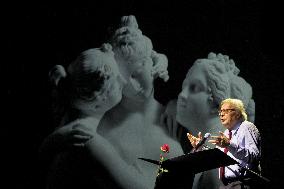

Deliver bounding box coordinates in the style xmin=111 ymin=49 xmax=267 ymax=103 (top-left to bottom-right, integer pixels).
xmin=219 ymin=103 xmax=240 ymax=130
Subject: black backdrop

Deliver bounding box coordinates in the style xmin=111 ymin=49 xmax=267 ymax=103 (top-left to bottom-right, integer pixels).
xmin=4 ymin=1 xmax=283 ymax=188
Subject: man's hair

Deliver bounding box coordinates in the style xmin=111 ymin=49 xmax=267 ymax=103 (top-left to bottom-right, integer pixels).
xmin=221 ymin=98 xmax=248 ymax=121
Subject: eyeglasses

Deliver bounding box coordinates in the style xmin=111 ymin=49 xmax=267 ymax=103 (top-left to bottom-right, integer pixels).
xmin=218 ymin=109 xmax=235 ymax=115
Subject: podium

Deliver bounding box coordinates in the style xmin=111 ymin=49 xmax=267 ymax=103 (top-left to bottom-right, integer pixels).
xmin=139 ymin=148 xmax=238 ymax=189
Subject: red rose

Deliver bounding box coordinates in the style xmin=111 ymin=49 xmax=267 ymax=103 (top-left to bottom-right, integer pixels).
xmin=160 ymin=144 xmax=170 ymax=153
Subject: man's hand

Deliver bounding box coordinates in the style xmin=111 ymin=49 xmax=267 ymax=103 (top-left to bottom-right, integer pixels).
xmin=208 ymin=131 xmax=230 ymax=148
xmin=187 ymin=132 xmax=202 ymax=148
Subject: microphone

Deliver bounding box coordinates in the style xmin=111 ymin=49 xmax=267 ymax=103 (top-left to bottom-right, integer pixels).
xmin=192 ymin=133 xmax=211 ymax=152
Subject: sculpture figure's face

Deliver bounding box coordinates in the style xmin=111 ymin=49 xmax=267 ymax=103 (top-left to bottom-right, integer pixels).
xmin=122 ymin=56 xmax=154 ymax=101
xmin=177 ymin=62 xmax=212 ymax=127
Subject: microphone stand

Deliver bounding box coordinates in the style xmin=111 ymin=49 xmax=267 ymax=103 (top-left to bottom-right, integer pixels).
xmin=239 ymin=165 xmax=270 ymax=183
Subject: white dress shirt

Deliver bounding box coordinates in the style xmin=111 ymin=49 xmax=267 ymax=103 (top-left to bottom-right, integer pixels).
xmin=221 ymin=120 xmax=261 ymax=179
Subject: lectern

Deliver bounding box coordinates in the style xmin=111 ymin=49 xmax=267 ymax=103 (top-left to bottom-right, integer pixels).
xmin=139 ymin=148 xmax=238 ymax=189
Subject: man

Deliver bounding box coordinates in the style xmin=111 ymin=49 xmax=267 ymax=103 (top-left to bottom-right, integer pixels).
xmin=188 ymin=98 xmax=261 ymax=189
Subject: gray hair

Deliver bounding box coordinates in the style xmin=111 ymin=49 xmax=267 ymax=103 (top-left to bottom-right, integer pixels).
xmin=221 ymin=98 xmax=248 ymax=121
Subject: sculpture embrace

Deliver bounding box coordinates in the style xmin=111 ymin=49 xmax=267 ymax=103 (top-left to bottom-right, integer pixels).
xmin=39 ymin=15 xmax=256 ymax=189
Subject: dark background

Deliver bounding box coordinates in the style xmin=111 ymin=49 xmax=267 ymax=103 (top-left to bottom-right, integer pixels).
xmin=4 ymin=1 xmax=283 ymax=188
